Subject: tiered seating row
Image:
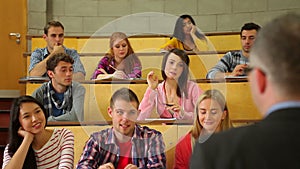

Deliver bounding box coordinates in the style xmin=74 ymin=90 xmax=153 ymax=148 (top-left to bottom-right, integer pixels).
xmin=25 ymin=81 xmax=262 ymax=122
xmin=27 ymin=33 xmax=241 ymax=53
xmin=25 ymin=33 xmax=241 ymax=79
xmin=46 ymin=123 xmax=185 ymax=169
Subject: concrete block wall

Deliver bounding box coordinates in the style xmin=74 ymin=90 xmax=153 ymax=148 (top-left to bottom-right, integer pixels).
xmin=28 ymin=0 xmax=300 ymax=36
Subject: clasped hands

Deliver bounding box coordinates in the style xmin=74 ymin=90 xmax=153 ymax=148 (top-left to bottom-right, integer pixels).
xmin=98 ymin=162 xmax=137 ymax=169
xmin=166 ymin=104 xmax=184 ymax=119
xmin=231 ymin=64 xmax=248 ymax=76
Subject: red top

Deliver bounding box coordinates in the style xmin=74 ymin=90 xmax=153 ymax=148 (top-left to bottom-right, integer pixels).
xmin=117 ymin=141 xmax=132 ymax=169
xmin=174 ymin=132 xmax=192 ymax=169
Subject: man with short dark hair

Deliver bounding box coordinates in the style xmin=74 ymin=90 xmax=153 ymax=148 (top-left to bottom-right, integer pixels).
xmin=77 ymin=88 xmax=166 ymax=169
xmin=32 ymin=53 xmax=85 ymax=121
xmin=191 ymin=13 xmax=300 ymax=169
xmin=29 ymin=21 xmax=86 ymax=81
xmin=206 ymin=22 xmax=261 ymax=79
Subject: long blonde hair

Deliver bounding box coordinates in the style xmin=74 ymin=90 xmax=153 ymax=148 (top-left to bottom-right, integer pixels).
xmin=191 ymin=89 xmax=232 ymax=139
xmin=106 ymin=32 xmax=141 ymax=76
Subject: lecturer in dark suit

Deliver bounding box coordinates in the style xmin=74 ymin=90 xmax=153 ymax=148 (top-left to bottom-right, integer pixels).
xmin=190 ymin=13 xmax=300 ymax=169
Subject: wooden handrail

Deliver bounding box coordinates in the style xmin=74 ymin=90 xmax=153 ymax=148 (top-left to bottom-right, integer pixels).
xmin=0 ymin=119 xmax=261 ymax=128
xmin=19 ymin=77 xmax=249 ymax=84
xmin=46 ymin=118 xmax=259 ymax=126
xmin=23 ymin=50 xmax=229 ymax=57
xmin=26 ymin=32 xmax=240 ymax=39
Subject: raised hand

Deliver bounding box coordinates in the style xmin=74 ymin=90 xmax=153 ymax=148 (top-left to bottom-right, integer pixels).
xmin=147 ymin=71 xmax=159 ymax=90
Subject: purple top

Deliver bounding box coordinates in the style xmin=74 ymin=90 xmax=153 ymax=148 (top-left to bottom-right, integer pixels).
xmin=91 ymin=56 xmax=142 ymax=79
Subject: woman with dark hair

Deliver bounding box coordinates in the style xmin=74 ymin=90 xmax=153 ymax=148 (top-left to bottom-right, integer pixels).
xmin=160 ymin=14 xmax=209 ymax=52
xmin=138 ymin=49 xmax=203 ymax=120
xmin=2 ymin=96 xmax=74 ymax=169
xmin=174 ymin=89 xmax=232 ymax=169
xmin=91 ymin=32 xmax=142 ymax=79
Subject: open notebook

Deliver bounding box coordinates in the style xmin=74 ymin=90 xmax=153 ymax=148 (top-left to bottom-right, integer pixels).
xmin=225 ymin=75 xmax=248 ymax=78
xmin=144 ymin=118 xmax=177 ymax=121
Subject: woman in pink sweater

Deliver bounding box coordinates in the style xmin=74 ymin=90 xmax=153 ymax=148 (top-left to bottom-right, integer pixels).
xmin=174 ymin=89 xmax=232 ymax=169
xmin=138 ymin=48 xmax=203 ymax=120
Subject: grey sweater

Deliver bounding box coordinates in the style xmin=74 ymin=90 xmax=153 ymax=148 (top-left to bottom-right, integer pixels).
xmin=32 ymin=81 xmax=85 ymax=121
xmin=206 ymin=50 xmax=248 ymax=79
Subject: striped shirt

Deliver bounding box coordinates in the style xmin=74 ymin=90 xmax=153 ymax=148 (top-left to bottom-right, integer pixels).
xmin=2 ymin=128 xmax=74 ymax=169
xmin=206 ymin=50 xmax=249 ymax=79
xmin=76 ymin=124 xmax=166 ymax=169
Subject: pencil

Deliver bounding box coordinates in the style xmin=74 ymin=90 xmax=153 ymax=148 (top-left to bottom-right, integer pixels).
xmin=109 ymin=64 xmax=118 ymax=71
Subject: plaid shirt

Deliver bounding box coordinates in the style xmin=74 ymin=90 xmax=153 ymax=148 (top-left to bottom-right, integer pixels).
xmin=77 ymin=125 xmax=166 ymax=169
xmin=29 ymin=47 xmax=86 ymax=76
xmin=206 ymin=50 xmax=249 ymax=79
xmin=91 ymin=56 xmax=142 ymax=79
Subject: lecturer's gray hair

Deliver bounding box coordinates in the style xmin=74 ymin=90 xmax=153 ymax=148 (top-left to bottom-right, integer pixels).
xmin=250 ymin=13 xmax=300 ymax=96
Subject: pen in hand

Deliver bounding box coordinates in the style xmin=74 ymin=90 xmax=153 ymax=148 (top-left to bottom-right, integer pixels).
xmin=165 ymin=103 xmax=175 ymax=118
xmin=109 ymin=65 xmax=129 ymax=79
xmin=109 ymin=64 xmax=118 ymax=71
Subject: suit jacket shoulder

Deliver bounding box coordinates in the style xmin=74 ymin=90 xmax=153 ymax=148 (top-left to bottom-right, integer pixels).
xmin=191 ymin=108 xmax=300 ymax=169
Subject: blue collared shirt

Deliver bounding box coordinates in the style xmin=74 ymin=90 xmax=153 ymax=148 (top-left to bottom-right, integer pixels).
xmin=265 ymin=101 xmax=300 ymax=117
xmin=29 ymin=47 xmax=86 ymax=76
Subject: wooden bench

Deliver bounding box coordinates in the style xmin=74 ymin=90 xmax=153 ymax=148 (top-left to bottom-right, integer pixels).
xmin=24 ymin=79 xmax=262 ymax=123
xmin=46 ymin=121 xmax=193 ymax=169
xmin=25 ymin=33 xmax=241 ymax=80
xmin=27 ymin=33 xmax=241 ymax=53
xmin=44 ymin=117 xmax=258 ymax=168
xmin=24 ymin=53 xmax=224 ymax=80
xmin=74 ymin=53 xmax=221 ymax=80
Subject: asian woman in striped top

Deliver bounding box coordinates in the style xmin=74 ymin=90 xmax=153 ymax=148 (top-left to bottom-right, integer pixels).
xmin=2 ymin=96 xmax=74 ymax=169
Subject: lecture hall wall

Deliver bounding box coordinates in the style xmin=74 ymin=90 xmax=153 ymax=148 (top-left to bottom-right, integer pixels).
xmin=2 ymin=0 xmax=300 ymax=97
xmin=28 ymin=0 xmax=300 ymax=36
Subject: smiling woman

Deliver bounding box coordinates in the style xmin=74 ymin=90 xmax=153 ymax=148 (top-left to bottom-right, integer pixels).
xmin=138 ymin=48 xmax=203 ymax=120
xmin=2 ymin=95 xmax=74 ymax=169
xmin=174 ymin=89 xmax=232 ymax=169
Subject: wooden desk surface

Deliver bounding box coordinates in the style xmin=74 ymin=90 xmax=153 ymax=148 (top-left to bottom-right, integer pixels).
xmin=22 ymin=78 xmax=262 ymax=122
xmin=19 ymin=77 xmax=248 ymax=84
xmin=47 ymin=119 xmax=194 ymax=126
xmin=47 ymin=118 xmax=259 ymax=127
